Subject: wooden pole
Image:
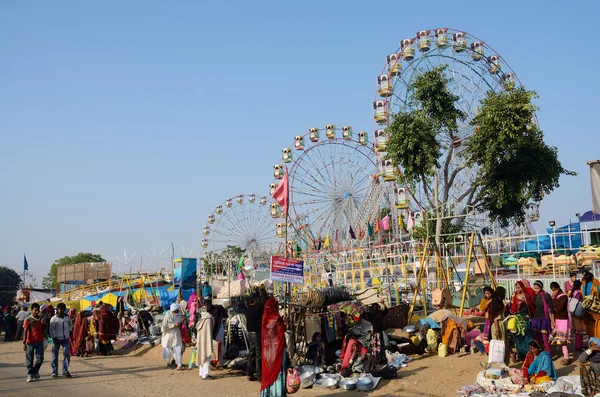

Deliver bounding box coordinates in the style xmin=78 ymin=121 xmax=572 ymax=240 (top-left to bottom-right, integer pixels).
xmin=408 ymin=237 xmax=429 ymax=323
xmin=476 ymin=232 xmax=497 ymax=290
xmin=459 ymin=233 xmax=476 ymax=317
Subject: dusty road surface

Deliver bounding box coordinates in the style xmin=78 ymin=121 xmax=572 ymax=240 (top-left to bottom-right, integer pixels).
xmin=0 ymin=341 xmax=580 ymax=397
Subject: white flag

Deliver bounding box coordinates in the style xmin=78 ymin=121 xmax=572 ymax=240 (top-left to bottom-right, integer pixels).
xmin=589 ymin=160 xmax=600 ymax=214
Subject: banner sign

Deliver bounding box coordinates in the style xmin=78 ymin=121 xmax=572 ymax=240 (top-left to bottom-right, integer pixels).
xmin=270 ymin=256 xmax=304 ymax=284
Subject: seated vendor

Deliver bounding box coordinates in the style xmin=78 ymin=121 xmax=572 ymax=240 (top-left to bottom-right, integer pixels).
xmin=340 ymin=333 xmax=373 ymax=377
xmin=521 ymin=340 xmax=558 ymax=385
xmin=307 ymin=332 xmax=325 ymax=366
xmin=579 ymin=337 xmax=600 ymax=396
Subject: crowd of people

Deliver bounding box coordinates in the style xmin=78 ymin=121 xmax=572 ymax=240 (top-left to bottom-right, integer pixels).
xmin=6 ymin=272 xmax=600 ymax=394
xmin=1 ymin=299 xmax=120 ymax=382
xmin=472 ymin=270 xmax=600 ymax=394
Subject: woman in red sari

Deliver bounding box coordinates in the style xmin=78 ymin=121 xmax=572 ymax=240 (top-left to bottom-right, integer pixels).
xmin=508 ymin=280 xmax=535 ymax=360
xmin=99 ymin=305 xmax=119 ymax=356
xmin=73 ymin=311 xmax=89 ymax=357
xmin=261 ymin=297 xmax=286 ymax=397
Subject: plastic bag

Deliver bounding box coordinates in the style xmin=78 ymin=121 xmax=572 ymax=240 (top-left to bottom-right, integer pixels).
xmin=488 ymin=339 xmax=506 ymax=364
xmin=507 ymin=317 xmax=516 ymax=332
xmin=286 ymin=368 xmax=301 ymax=394
xmin=426 ymin=329 xmax=439 ymax=353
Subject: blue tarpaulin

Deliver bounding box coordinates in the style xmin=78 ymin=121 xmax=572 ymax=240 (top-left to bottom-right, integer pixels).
xmin=547 ymin=223 xmax=582 ymax=251
xmin=519 ymin=235 xmax=551 ymax=252
xmin=159 ymin=288 xmax=194 ymax=309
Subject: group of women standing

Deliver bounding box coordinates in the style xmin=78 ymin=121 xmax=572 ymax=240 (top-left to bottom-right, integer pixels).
xmin=70 ymin=303 xmax=119 ymax=357
xmin=481 ymin=271 xmax=600 ymax=367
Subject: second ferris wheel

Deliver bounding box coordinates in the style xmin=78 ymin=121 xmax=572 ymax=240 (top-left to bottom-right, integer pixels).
xmin=271 ymin=125 xmax=410 ymax=251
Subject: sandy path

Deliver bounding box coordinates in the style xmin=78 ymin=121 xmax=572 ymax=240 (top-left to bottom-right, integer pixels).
xmin=0 ymin=341 xmax=580 ymax=397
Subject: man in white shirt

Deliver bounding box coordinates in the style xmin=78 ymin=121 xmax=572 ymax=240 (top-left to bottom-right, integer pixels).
xmin=49 ymin=303 xmax=73 ymax=378
xmin=15 ymin=307 xmax=30 ymax=340
xmin=161 ymin=303 xmax=183 ymax=370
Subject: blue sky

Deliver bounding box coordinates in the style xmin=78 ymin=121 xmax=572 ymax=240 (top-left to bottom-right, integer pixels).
xmin=1 ymin=1 xmax=599 ymax=281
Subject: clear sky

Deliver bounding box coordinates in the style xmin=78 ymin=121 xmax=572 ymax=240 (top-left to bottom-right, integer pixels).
xmin=1 ymin=1 xmax=599 ymax=282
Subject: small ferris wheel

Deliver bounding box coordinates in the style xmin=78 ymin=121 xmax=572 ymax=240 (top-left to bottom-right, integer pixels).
xmin=202 ymin=193 xmax=280 ymax=257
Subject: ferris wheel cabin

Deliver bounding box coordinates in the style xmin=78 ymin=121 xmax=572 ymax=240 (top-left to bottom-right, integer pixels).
xmin=417 ymin=30 xmax=431 ymax=52
xmin=326 ymin=124 xmax=336 ymax=140
xmin=395 ymin=187 xmax=409 ymax=209
xmin=435 ymin=28 xmax=449 ymax=47
xmin=274 ymin=164 xmax=284 ymax=179
xmin=488 ymin=55 xmax=501 ymax=74
xmin=309 ymin=128 xmax=320 ymax=142
xmin=359 ymin=131 xmax=368 ymax=146
xmin=282 ymin=147 xmax=293 ymax=163
xmin=387 ymin=54 xmax=402 ymax=76
xmin=470 ymin=41 xmax=484 ymax=61
xmin=382 ymin=159 xmax=396 ymax=181
xmin=453 ymin=32 xmax=467 ymax=52
xmin=342 ymin=126 xmax=353 ymax=140
xmin=377 ymin=75 xmax=392 ymax=97
xmin=270 ymin=183 xmax=278 ymax=196
xmin=294 ymin=136 xmax=305 ymax=150
xmin=400 ymin=39 xmax=415 ymax=61
xmin=373 ymin=101 xmax=387 ymax=124
xmin=374 ymin=129 xmax=388 ymax=152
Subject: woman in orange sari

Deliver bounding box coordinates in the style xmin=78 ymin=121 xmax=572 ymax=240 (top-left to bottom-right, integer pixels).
xmin=583 ymin=272 xmax=600 ymax=338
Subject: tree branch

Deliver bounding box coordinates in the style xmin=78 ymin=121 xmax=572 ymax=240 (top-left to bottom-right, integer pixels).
xmin=456 ymin=185 xmax=477 ymax=206
xmin=421 ymin=174 xmax=435 ymax=209
xmin=442 ymin=147 xmax=454 ymax=194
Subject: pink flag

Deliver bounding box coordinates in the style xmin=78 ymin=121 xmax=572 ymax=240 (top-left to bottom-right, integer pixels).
xmin=379 ymin=215 xmax=389 ymax=231
xmin=407 ymin=211 xmax=415 ymax=231
xmin=271 ymin=167 xmax=289 ymax=216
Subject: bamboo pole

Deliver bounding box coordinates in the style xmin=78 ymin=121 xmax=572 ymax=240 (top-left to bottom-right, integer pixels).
xmin=476 ymin=232 xmax=497 ymax=290
xmin=459 ymin=233 xmax=476 ymax=317
xmin=408 ymin=237 xmax=429 ymax=323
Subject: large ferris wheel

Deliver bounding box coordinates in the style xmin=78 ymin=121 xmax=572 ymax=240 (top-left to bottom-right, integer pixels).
xmin=373 ymin=28 xmax=540 ymax=235
xmin=270 ymin=125 xmax=407 ymax=250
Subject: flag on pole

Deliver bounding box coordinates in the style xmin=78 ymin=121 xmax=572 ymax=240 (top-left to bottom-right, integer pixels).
xmin=271 ymin=166 xmax=289 ymax=216
xmin=324 ymin=235 xmax=330 ymax=248
xmin=407 ymin=211 xmax=415 ymax=231
xmin=380 ymin=215 xmax=390 ymax=231
xmin=368 ymin=222 xmax=374 ymax=237
xmin=237 ymin=255 xmax=244 ymax=270
xmin=349 ymin=226 xmax=356 ymax=239
xmin=398 ymin=214 xmax=405 ymax=230
xmin=374 ymin=218 xmax=380 ymax=234
xmin=24 ymin=255 xmax=29 ymax=271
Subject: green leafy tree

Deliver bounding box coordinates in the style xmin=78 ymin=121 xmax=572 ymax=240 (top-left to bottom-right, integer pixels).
xmin=387 ymin=65 xmax=572 ymax=245
xmin=0 ymin=266 xmax=22 ymax=307
xmin=467 ymin=87 xmax=575 ymax=225
xmin=42 ymin=252 xmax=106 ymax=290
xmin=202 ymin=245 xmax=246 ymax=277
xmin=410 ymin=212 xmax=464 ymax=243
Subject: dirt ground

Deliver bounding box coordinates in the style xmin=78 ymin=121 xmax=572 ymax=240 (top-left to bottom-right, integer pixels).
xmin=0 ymin=340 xmax=581 ymax=397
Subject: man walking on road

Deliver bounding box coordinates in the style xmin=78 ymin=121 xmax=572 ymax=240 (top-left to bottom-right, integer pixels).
xmin=15 ymin=306 xmax=30 ymax=340
xmin=49 ymin=303 xmax=73 ymax=378
xmin=23 ymin=303 xmax=44 ymax=382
